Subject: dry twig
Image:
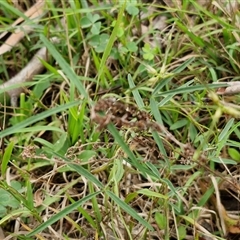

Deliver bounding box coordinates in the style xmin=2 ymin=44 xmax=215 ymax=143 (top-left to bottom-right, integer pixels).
xmin=0 ymin=0 xmax=46 ymax=55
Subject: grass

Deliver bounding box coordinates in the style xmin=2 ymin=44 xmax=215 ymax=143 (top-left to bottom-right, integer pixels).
xmin=0 ymin=0 xmax=240 ymax=239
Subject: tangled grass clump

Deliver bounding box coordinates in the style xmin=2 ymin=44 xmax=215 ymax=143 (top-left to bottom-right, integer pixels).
xmin=0 ymin=1 xmax=240 ymax=239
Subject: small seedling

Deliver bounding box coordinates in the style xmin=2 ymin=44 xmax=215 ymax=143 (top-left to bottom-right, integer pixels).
xmin=126 ymin=0 xmax=139 ymax=16
xmin=142 ymin=43 xmax=157 ymax=60
xmin=80 ymin=13 xmax=102 ymax=35
xmin=88 ymin=33 xmax=110 ymax=53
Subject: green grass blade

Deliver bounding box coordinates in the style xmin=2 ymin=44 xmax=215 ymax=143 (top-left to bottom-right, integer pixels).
xmin=1 ymin=141 xmax=14 ymax=175
xmin=97 ymin=3 xmax=125 ymax=84
xmin=156 ymin=83 xmax=227 ymax=97
xmin=106 ymin=190 xmax=154 ymax=231
xmin=152 ymin=57 xmax=195 ymax=95
xmin=218 ymin=118 xmax=234 ymax=142
xmin=0 ymin=100 xmax=79 ymax=138
xmin=128 ymin=73 xmax=145 ymax=109
xmin=107 ymin=123 xmax=158 ymax=179
xmin=12 ymin=126 xmax=64 ymax=134
xmin=190 ymin=0 xmax=235 ymax=29
xmin=150 ymin=98 xmax=163 ymax=124
xmin=26 ymin=191 xmax=100 ymax=237
xmin=137 ymin=189 xmax=168 ymax=199
xmin=0 ymin=1 xmax=31 ymax=21
xmin=152 ymin=130 xmax=167 ymax=160
xmin=26 ymin=181 xmax=34 ymax=210
xmin=40 ymin=35 xmax=89 ymax=100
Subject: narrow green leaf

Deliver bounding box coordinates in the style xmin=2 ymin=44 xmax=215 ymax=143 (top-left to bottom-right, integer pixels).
xmin=97 ymin=3 xmax=125 ymax=83
xmin=176 ymin=21 xmax=205 ymax=47
xmin=27 ymin=191 xmax=100 ymax=237
xmin=40 ymin=35 xmax=88 ymax=100
xmin=0 ymin=1 xmax=32 ymax=21
xmin=1 ymin=141 xmax=14 ymax=175
xmin=156 ymin=83 xmax=228 ymax=98
xmin=125 ymin=192 xmax=138 ymax=204
xmin=178 ymin=225 xmax=187 ymax=240
xmin=150 ymin=98 xmax=163 ymax=124
xmin=34 ymin=138 xmax=54 ymax=149
xmin=12 ymin=126 xmax=64 ymax=134
xmin=153 ymin=57 xmax=195 ymax=95
xmin=170 ymin=164 xmax=196 ymax=171
xmin=197 ymin=185 xmax=214 ymax=207
xmin=77 ymin=207 xmax=97 ymax=228
xmin=170 ymin=119 xmax=189 ymax=130
xmin=114 ymin=160 xmax=124 ymax=183
xmin=26 ymin=181 xmax=34 ymax=210
xmin=218 ymin=118 xmax=234 ymax=142
xmin=128 ymin=74 xmax=145 ymax=109
xmin=155 ymin=212 xmax=167 ymax=229
xmin=106 ymin=190 xmax=154 ymax=231
xmin=176 ymin=20 xmax=218 ymax=61
xmin=107 ymin=123 xmax=157 ymax=178
xmin=190 ymin=0 xmax=235 ymax=29
xmin=189 ymin=123 xmax=198 ymax=142
xmin=216 ymin=118 xmax=235 ymax=156
xmin=151 ymin=130 xmax=167 ymax=160
xmin=145 ymin=162 xmax=161 ymax=178
xmin=137 ymin=189 xmax=168 ymax=199
xmin=0 ymin=101 xmax=79 ymax=138
xmin=228 ymin=148 xmax=240 ymax=161
xmin=211 ymin=156 xmax=237 ymax=164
